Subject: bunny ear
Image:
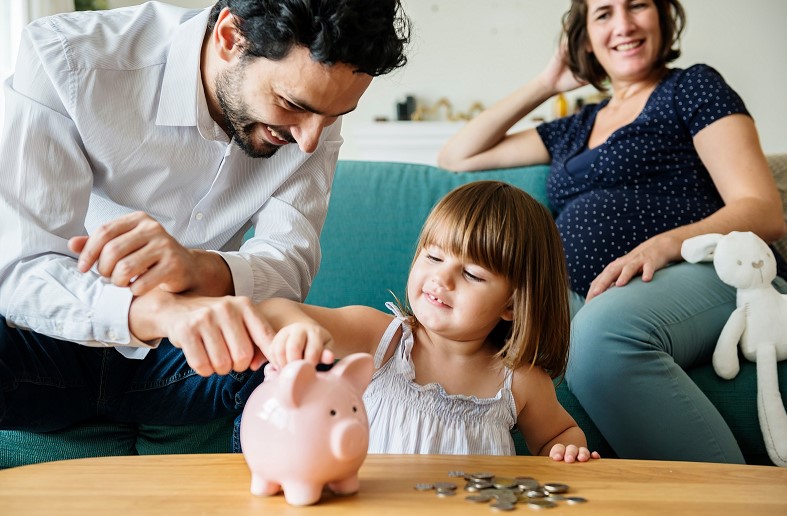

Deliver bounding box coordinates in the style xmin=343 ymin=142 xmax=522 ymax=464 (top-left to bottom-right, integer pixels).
xmin=681 ymin=233 xmax=724 ymax=263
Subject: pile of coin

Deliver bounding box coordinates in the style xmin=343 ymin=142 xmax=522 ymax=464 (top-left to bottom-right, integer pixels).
xmin=413 ymin=471 xmax=588 ymax=511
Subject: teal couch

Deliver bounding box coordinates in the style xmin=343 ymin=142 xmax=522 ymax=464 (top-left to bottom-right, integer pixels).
xmin=2 ymin=159 xmax=785 ymax=468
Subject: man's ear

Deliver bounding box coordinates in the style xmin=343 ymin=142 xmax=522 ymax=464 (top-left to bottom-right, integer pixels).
xmin=213 ymin=7 xmax=244 ymax=63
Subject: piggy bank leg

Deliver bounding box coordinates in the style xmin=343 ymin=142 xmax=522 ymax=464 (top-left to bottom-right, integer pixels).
xmin=328 ymin=474 xmax=360 ymax=496
xmin=250 ymin=474 xmax=281 ymax=497
xmin=281 ymin=482 xmax=324 ymax=506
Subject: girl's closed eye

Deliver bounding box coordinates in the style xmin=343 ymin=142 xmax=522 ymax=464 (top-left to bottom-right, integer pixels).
xmin=463 ymin=269 xmax=485 ymax=282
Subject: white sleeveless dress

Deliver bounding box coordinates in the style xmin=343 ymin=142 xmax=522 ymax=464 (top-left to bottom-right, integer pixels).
xmin=363 ymin=303 xmax=518 ymax=455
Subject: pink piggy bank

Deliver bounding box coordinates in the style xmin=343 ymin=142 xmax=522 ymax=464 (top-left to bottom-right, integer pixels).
xmin=240 ymin=353 xmax=373 ymax=506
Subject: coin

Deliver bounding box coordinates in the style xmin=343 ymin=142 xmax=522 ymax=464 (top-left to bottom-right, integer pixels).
xmin=527 ymin=499 xmax=557 ymax=509
xmin=515 ymin=477 xmax=540 ymax=490
xmin=490 ymin=501 xmax=516 ymax=511
xmin=413 ymin=483 xmax=433 ymax=491
xmin=433 ymin=482 xmax=458 ymax=491
xmin=465 ymin=494 xmax=494 ymax=503
xmin=493 ymin=477 xmax=518 ymax=489
xmin=525 ymin=489 xmax=548 ymax=498
xmin=543 ymin=482 xmax=569 ymax=494
xmin=435 ymin=488 xmax=456 ymax=497
xmin=448 ymin=471 xmax=465 ymax=478
xmin=566 ymin=496 xmax=588 ymax=504
xmin=470 ymin=472 xmax=495 ymax=480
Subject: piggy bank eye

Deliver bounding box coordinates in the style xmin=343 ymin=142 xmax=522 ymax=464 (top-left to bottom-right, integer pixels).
xmin=352 ymin=406 xmax=358 ymax=413
xmin=330 ymin=409 xmax=337 ymax=417
xmin=736 ymin=260 xmax=742 ymax=266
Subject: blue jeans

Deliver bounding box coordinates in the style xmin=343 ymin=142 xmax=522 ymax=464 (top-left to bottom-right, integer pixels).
xmin=0 ymin=318 xmax=265 ymax=432
xmin=566 ymin=262 xmax=787 ymax=464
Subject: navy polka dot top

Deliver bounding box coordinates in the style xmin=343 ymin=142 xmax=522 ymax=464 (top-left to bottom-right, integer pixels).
xmin=537 ymin=64 xmax=760 ymax=296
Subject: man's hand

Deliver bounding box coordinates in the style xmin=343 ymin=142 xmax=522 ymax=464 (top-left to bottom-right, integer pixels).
xmin=131 ymin=292 xmax=276 ymax=377
xmin=69 ymin=211 xmax=224 ymax=296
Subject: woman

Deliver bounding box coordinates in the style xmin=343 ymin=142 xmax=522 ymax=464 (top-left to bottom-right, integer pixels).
xmin=438 ymin=0 xmax=787 ymax=463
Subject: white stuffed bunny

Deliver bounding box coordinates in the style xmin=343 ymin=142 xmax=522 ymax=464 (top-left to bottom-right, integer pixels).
xmin=682 ymin=231 xmax=787 ymax=466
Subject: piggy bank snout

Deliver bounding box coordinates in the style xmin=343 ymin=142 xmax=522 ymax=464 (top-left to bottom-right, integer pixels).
xmin=330 ymin=418 xmax=369 ymax=461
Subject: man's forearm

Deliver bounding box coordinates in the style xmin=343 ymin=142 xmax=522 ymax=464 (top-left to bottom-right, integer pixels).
xmin=128 ymin=289 xmax=179 ymax=342
xmin=188 ymin=250 xmax=234 ymax=296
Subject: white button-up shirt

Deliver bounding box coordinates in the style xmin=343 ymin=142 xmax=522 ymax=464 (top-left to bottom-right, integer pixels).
xmin=0 ymin=2 xmax=343 ymax=359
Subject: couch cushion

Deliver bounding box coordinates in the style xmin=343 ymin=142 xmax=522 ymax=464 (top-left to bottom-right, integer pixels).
xmin=0 ymin=416 xmax=235 ymax=469
xmin=769 ymin=154 xmax=787 ymax=260
xmin=306 ymin=160 xmax=551 ymax=310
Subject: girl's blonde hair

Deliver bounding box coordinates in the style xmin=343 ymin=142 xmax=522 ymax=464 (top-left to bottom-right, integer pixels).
xmin=405 ymin=180 xmax=571 ymax=378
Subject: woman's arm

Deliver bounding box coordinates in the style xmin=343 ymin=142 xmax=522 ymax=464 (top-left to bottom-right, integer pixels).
xmin=437 ymin=47 xmax=585 ymax=172
xmin=257 ymin=299 xmax=393 ymax=367
xmin=586 ymin=114 xmax=786 ymax=301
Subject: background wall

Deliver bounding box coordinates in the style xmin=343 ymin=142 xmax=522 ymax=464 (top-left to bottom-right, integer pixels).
xmin=106 ymin=0 xmax=787 ymax=157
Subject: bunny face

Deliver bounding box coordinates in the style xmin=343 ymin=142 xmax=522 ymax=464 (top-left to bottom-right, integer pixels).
xmin=713 ymin=232 xmax=777 ymax=289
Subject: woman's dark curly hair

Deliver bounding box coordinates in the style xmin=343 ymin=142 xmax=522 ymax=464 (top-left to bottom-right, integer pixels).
xmin=562 ymin=0 xmax=685 ymax=90
xmin=207 ymin=0 xmax=409 ymax=77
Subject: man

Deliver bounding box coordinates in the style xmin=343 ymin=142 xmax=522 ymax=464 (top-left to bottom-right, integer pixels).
xmin=0 ymin=0 xmax=408 ymax=432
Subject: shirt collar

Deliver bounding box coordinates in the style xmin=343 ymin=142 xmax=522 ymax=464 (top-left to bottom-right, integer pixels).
xmin=156 ymin=7 xmax=211 ymax=128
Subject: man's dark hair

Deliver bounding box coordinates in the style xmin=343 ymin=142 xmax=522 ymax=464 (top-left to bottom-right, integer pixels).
xmin=207 ymin=0 xmax=409 ymax=77
xmin=562 ymin=0 xmax=685 ymax=91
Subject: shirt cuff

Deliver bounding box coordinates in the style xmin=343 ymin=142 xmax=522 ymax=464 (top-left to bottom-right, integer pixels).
xmin=93 ymin=282 xmax=161 ymax=353
xmin=211 ymin=250 xmax=253 ymax=297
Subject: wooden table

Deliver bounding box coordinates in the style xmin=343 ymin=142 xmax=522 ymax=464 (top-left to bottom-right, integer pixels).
xmin=1 ymin=453 xmax=785 ymax=515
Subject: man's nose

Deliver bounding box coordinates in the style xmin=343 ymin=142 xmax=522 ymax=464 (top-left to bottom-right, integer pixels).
xmin=293 ymin=115 xmax=327 ymax=154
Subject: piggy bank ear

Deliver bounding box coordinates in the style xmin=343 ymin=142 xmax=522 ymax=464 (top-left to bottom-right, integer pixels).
xmin=330 ymin=353 xmax=374 ymax=394
xmin=681 ymin=233 xmax=722 ymax=263
xmin=275 ymin=360 xmax=317 ymax=408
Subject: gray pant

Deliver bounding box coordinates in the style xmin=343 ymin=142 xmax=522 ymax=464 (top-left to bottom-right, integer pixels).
xmin=566 ymin=261 xmax=787 ymax=463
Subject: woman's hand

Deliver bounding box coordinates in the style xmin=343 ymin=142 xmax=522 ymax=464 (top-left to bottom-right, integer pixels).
xmin=536 ymin=42 xmax=587 ymax=95
xmin=549 ymin=443 xmax=601 ymax=463
xmin=585 ymin=234 xmax=681 ymax=301
xmin=262 ymin=322 xmax=335 ymax=370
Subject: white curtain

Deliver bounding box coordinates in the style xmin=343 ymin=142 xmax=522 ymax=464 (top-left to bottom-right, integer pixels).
xmin=0 ymin=0 xmax=76 ymax=123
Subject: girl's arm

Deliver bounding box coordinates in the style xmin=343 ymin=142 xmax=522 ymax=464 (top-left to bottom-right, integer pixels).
xmin=586 ymin=114 xmax=787 ymax=301
xmin=512 ymin=367 xmax=600 ymax=463
xmin=257 ymin=299 xmax=393 ymax=368
xmin=437 ymin=46 xmax=585 ymax=172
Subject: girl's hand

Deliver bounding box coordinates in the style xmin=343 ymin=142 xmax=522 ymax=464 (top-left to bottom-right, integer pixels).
xmin=549 ymin=444 xmax=601 ymax=463
xmin=263 ymin=322 xmax=335 ymax=370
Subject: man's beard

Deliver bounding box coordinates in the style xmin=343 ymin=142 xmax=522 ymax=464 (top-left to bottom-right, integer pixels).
xmin=215 ymin=63 xmax=295 ymax=159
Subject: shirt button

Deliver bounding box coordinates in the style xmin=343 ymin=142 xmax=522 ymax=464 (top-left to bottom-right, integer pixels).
xmin=195 ymin=212 xmax=204 ymax=220
xmin=108 ymin=330 xmax=117 ymax=340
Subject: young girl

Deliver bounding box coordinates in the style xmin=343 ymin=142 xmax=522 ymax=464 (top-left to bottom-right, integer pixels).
xmin=259 ymin=181 xmax=599 ymax=462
